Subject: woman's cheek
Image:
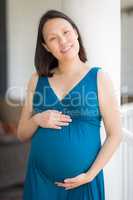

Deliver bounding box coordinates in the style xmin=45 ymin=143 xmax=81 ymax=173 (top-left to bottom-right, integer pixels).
xmin=47 ymin=43 xmax=58 ymax=57
xmin=52 ymin=47 xmax=61 ymax=59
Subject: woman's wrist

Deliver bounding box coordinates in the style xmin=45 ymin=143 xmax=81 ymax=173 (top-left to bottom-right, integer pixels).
xmin=85 ymin=169 xmax=96 ymax=182
xmin=31 ymin=113 xmax=40 ymax=127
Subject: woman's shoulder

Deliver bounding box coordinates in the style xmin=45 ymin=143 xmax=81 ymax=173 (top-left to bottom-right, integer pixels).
xmin=97 ymin=67 xmax=112 ymax=83
xmin=27 ymin=71 xmax=39 ymax=92
xmin=31 ymin=71 xmax=38 ymax=79
xmin=97 ymin=66 xmax=116 ymax=97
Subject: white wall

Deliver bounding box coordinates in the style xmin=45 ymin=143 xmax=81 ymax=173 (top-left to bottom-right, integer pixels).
xmin=62 ymin=1 xmax=121 ymax=200
xmin=62 ymin=0 xmax=120 ymax=94
xmin=121 ymin=12 xmax=133 ymax=96
xmin=7 ymin=0 xmax=61 ymax=100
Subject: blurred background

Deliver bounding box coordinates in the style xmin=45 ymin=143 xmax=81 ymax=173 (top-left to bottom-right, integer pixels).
xmin=0 ymin=0 xmax=133 ymax=200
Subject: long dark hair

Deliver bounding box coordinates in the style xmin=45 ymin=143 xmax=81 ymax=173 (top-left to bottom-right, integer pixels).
xmin=34 ymin=9 xmax=87 ymax=77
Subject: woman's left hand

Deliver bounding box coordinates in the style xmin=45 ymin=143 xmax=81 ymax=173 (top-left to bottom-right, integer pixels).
xmin=55 ymin=172 xmax=94 ymax=190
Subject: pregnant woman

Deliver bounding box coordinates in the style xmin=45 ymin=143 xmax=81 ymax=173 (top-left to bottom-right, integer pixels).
xmin=17 ymin=9 xmax=122 ymax=200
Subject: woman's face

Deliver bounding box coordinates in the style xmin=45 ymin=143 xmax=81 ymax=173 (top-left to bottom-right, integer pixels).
xmin=42 ymin=18 xmax=79 ymax=61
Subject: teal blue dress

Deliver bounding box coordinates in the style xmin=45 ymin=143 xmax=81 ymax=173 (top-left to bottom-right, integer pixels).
xmin=23 ymin=66 xmax=105 ymax=200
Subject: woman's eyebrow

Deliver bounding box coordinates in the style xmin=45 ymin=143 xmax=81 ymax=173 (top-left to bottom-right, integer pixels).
xmin=47 ymin=26 xmax=70 ymax=38
xmin=49 ymin=26 xmax=68 ymax=35
xmin=46 ymin=32 xmax=56 ymax=40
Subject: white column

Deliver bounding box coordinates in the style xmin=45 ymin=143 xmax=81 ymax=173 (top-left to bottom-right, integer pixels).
xmin=7 ymin=0 xmax=62 ymax=100
xmin=61 ymin=1 xmax=121 ymax=200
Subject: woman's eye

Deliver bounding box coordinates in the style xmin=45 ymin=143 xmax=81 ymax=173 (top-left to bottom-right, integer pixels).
xmin=64 ymin=31 xmax=69 ymax=34
xmin=49 ymin=37 xmax=56 ymax=41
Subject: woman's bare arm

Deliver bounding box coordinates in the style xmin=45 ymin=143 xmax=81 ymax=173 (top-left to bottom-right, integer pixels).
xmin=86 ymin=69 xmax=123 ymax=178
xmin=17 ymin=72 xmax=72 ymax=142
xmin=17 ymin=72 xmax=39 ymax=142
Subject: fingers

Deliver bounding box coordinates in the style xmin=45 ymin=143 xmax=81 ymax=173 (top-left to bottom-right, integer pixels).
xmin=52 ymin=121 xmax=69 ymax=129
xmin=55 ymin=181 xmax=80 ymax=190
xmin=55 ymin=114 xmax=72 ymax=127
xmin=55 ymin=173 xmax=89 ymax=189
xmin=54 ymin=112 xmax=71 ymax=120
xmin=56 ymin=121 xmax=69 ymax=126
xmin=60 ymin=114 xmax=72 ymax=122
xmin=49 ymin=110 xmax=72 ymax=129
xmin=53 ymin=111 xmax=72 ymax=123
xmin=52 ymin=125 xmax=62 ymax=129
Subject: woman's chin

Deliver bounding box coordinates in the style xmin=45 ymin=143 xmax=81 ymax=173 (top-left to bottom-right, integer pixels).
xmin=60 ymin=53 xmax=78 ymax=61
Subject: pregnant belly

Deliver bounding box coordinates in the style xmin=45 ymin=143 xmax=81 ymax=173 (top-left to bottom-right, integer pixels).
xmin=30 ymin=122 xmax=101 ymax=182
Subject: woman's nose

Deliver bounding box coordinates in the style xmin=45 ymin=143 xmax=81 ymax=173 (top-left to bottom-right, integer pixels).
xmin=59 ymin=36 xmax=67 ymax=47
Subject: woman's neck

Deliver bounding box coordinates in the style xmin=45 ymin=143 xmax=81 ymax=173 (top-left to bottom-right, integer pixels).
xmin=56 ymin=56 xmax=87 ymax=76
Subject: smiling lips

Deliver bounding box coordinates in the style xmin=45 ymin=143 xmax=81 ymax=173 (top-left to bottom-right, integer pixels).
xmin=60 ymin=44 xmax=73 ymax=53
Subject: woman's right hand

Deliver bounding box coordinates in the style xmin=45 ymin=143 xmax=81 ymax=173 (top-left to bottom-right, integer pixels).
xmin=32 ymin=109 xmax=72 ymax=129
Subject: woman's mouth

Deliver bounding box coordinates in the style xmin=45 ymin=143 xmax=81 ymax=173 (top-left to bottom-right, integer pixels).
xmin=60 ymin=45 xmax=73 ymax=53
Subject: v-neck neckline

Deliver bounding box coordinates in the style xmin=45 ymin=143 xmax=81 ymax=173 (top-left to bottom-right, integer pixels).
xmin=46 ymin=66 xmax=95 ymax=103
